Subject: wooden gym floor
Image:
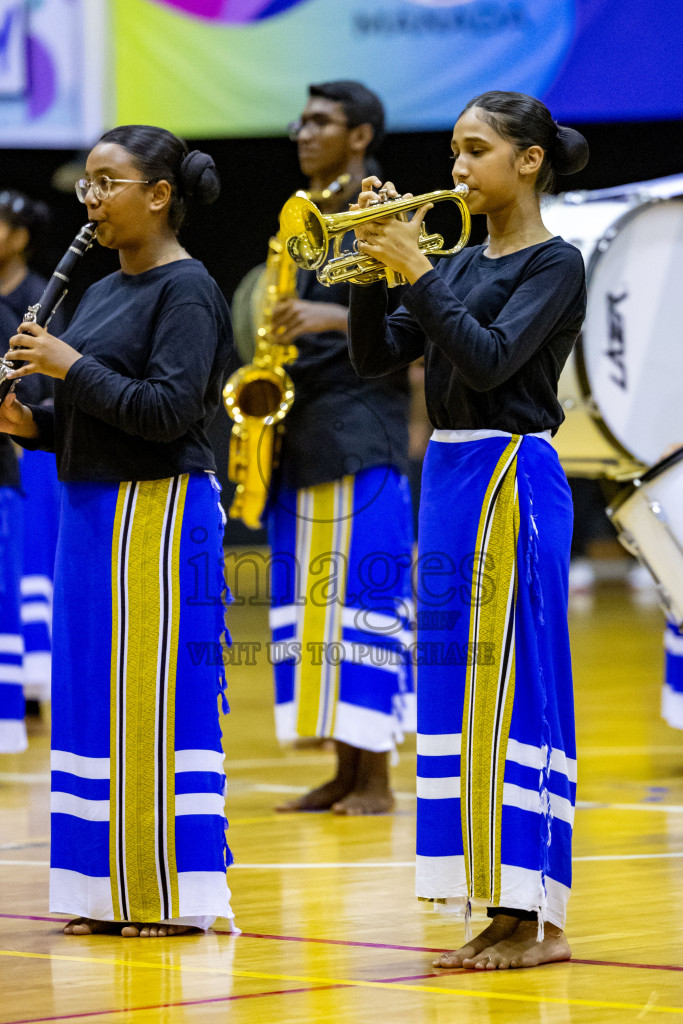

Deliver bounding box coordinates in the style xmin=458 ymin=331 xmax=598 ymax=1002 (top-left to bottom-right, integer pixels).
xmin=1 ymin=551 xmax=682 ymax=1023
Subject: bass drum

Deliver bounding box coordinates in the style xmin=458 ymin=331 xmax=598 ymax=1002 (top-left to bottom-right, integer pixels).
xmin=543 ymin=179 xmax=683 ymax=477
xmin=607 ymin=448 xmax=683 ymax=627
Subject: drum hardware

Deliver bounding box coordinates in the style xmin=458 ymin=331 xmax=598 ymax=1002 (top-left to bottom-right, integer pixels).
xmin=607 ymin=449 xmax=683 ymax=626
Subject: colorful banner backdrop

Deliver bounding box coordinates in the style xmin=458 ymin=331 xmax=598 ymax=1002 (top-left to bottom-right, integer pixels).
xmin=0 ymin=0 xmax=108 ymax=147
xmin=112 ymin=0 xmax=683 ymax=137
xmin=1 ymin=0 xmax=681 ymax=146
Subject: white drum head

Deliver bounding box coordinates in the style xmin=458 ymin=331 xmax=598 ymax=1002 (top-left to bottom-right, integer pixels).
xmin=541 ymin=195 xmax=638 ymax=264
xmin=583 ymin=198 xmax=683 ymax=466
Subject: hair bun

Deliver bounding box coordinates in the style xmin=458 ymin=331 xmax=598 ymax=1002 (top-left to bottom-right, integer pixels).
xmin=179 ymin=150 xmax=221 ymax=205
xmin=553 ymin=126 xmax=589 ymax=176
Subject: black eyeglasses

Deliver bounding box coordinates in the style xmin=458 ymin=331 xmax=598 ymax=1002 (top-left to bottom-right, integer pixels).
xmin=287 ymin=115 xmax=349 ymax=142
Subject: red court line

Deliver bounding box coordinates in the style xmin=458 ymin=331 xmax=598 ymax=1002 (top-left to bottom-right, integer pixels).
xmin=222 ymin=930 xmax=683 ymax=971
xmin=571 ymin=958 xmax=683 ymax=972
xmin=0 ymin=915 xmax=70 ymax=924
xmin=0 ymin=975 xmax=452 ymax=1024
xmin=0 ymin=986 xmax=346 ymax=1024
xmin=226 ymin=929 xmax=446 ymax=953
xmin=2 ymin=916 xmax=681 ymax=973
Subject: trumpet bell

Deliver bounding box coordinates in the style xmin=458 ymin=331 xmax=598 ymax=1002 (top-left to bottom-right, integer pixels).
xmin=280 ymin=192 xmax=329 ymax=271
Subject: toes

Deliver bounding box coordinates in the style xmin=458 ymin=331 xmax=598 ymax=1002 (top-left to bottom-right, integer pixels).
xmin=432 ymin=952 xmax=463 ymax=969
xmin=121 ymin=925 xmax=141 ymax=938
xmin=63 ymin=917 xmax=88 ymax=935
xmin=467 ymin=954 xmax=499 ymax=970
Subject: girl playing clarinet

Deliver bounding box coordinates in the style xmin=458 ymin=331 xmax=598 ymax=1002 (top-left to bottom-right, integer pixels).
xmin=0 ymin=125 xmax=236 ymax=938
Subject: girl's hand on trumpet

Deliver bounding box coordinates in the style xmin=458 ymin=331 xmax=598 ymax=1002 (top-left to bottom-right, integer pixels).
xmin=5 ymin=322 xmax=82 ymax=382
xmin=351 ymin=176 xmax=435 ymax=286
xmin=352 ymin=176 xmax=401 ymax=210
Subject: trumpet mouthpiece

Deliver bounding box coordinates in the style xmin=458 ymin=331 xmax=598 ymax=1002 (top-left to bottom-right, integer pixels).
xmin=454 ymin=183 xmax=469 ymax=197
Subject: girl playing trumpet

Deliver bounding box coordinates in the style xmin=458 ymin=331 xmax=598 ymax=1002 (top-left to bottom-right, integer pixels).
xmin=348 ymin=91 xmax=588 ymax=970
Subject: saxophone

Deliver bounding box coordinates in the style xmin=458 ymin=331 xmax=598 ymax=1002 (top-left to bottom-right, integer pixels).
xmin=223 ymin=229 xmax=298 ymax=529
xmin=223 ymin=176 xmax=351 ymax=529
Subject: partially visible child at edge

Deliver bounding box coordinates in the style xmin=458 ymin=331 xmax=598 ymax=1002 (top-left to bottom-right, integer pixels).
xmin=0 ymin=125 xmax=237 ymax=938
xmin=347 ymin=91 xmax=589 ymax=970
xmin=0 ymin=297 xmax=25 ymax=753
xmin=0 ymin=189 xmax=67 ymax=716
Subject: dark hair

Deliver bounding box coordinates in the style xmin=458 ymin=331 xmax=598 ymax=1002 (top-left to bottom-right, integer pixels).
xmin=96 ymin=125 xmax=220 ymax=232
xmin=0 ymin=189 xmax=51 ymax=254
xmin=308 ymin=80 xmax=385 ymax=156
xmin=459 ymin=91 xmax=589 ymax=194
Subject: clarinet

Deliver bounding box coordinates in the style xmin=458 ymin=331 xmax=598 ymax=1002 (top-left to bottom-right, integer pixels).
xmin=0 ymin=220 xmax=97 ymax=407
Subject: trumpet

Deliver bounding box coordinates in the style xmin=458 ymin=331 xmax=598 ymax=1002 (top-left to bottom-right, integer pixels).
xmin=279 ymin=183 xmax=470 ymax=287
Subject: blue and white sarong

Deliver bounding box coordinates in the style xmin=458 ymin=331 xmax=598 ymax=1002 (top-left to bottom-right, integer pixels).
xmin=50 ymin=473 xmax=235 ymax=930
xmin=0 ymin=486 xmax=26 ymax=753
xmin=20 ymin=449 xmax=60 ymax=703
xmin=416 ymin=430 xmax=576 ymax=932
xmin=662 ymin=622 xmax=683 ymax=729
xmin=268 ymin=466 xmax=415 ymax=752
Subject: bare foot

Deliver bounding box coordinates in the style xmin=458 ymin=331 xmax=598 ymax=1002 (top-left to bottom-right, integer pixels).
xmin=276 ymin=740 xmax=359 ymax=812
xmin=63 ymin=918 xmax=122 ymax=936
xmin=464 ymin=920 xmax=571 ymax=970
xmin=121 ymin=923 xmax=202 ymax=938
xmin=332 ymin=749 xmax=394 ymax=815
xmin=331 ymin=790 xmax=394 ymax=815
xmin=275 ymin=777 xmax=353 ymax=812
xmin=432 ymin=914 xmax=520 ymax=968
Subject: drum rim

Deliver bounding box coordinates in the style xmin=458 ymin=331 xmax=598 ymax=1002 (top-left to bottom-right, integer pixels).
xmin=574 ymin=196 xmax=683 ymax=468
xmin=607 ymin=446 xmax=683 ymax=516
xmin=637 ymin=445 xmax=683 ymax=484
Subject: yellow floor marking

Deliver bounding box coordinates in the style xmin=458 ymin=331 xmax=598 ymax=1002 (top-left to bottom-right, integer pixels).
xmin=229 ymin=816 xmax=292 ymax=825
xmin=1 ymin=950 xmax=682 ymax=1014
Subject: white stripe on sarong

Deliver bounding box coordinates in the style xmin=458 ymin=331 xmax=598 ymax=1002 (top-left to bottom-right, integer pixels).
xmin=0 ymin=634 xmax=24 ymax=655
xmin=176 ymin=793 xmax=226 ymax=817
xmin=175 ymin=749 xmax=226 ymax=775
xmin=416 ymin=774 xmax=575 ymax=825
xmin=51 ymin=750 xmax=111 ymax=779
xmin=51 ymin=792 xmax=109 ymax=821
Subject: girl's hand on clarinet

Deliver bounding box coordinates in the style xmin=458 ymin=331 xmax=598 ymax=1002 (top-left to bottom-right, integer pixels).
xmin=0 ymin=392 xmax=39 ymax=438
xmin=6 ymin=322 xmax=82 ymax=380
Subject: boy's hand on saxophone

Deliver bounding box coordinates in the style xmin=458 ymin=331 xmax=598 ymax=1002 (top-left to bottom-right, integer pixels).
xmin=272 ymin=299 xmax=348 ymax=346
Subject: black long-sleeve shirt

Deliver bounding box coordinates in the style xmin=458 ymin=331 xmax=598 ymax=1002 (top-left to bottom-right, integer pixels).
xmin=276 ymin=266 xmax=410 ymax=491
xmin=348 ymin=237 xmax=586 ymax=436
xmin=17 ymin=259 xmax=233 ymax=482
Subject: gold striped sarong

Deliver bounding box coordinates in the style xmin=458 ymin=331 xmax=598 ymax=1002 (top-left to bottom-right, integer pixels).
xmin=110 ymin=476 xmax=188 ymax=922
xmin=461 ymin=436 xmax=521 ymax=905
